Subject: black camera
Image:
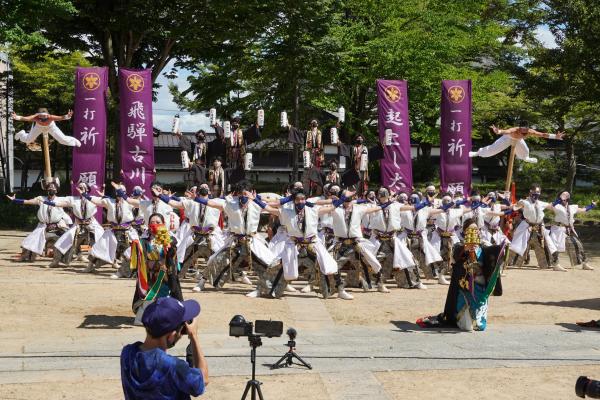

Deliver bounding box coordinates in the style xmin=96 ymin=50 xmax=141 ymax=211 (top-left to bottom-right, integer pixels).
xmin=577 ymin=376 xmax=600 ymax=398
xmin=229 ymin=315 xmax=283 ymax=338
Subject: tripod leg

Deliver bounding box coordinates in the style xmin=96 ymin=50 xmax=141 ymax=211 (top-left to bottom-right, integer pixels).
xmin=270 ymin=352 xmax=290 ymax=369
xmin=255 ymin=381 xmax=265 ymax=400
xmin=291 ymin=351 xmax=312 ymax=369
xmin=241 ymin=380 xmax=253 ymax=400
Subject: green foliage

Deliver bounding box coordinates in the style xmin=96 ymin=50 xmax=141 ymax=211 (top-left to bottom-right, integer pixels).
xmin=11 ymin=50 xmax=91 ymax=113
xmin=0 ymin=0 xmax=76 ymax=46
xmin=514 ymin=157 xmax=567 ymax=192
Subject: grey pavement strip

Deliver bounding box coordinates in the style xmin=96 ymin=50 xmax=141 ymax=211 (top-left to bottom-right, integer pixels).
xmin=2 ymin=324 xmax=600 ymax=384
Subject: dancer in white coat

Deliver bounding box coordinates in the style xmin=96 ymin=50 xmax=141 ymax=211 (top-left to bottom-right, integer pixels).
xmin=253 ymin=189 xmax=354 ymax=299
xmin=368 ymin=188 xmax=427 ymax=289
xmin=7 ymin=181 xmax=70 ymax=262
xmin=47 ymin=182 xmax=104 ymax=267
xmin=321 ymin=190 xmax=391 ymax=293
xmin=509 ymin=184 xmax=564 ymax=271
xmin=549 ymin=191 xmax=596 ymax=270
xmin=158 ymin=184 xmax=226 ymax=292
xmin=85 ymin=185 xmax=139 ymax=273
xmin=200 ymin=181 xmax=279 ymax=297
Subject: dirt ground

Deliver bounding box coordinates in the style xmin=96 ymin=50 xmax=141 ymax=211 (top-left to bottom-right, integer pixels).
xmin=1 ymin=230 xmax=600 ymax=399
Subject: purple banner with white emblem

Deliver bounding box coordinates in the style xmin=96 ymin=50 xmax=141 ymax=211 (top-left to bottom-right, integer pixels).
xmin=440 ymin=80 xmax=472 ymax=196
xmin=377 ymin=80 xmax=413 ymax=192
xmin=119 ymin=68 xmax=155 ymax=194
xmin=72 ymin=67 xmax=108 ymax=215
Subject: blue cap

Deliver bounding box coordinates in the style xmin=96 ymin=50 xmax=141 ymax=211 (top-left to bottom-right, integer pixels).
xmin=142 ymin=297 xmax=200 ymax=337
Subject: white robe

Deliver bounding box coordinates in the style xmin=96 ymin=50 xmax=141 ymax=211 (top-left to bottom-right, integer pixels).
xmin=509 ymin=200 xmax=557 ymax=256
xmin=16 ymin=121 xmax=81 ymax=147
xmin=53 ymin=196 xmax=104 ymax=255
xmin=550 ymin=204 xmax=580 ymax=253
xmin=21 ymin=197 xmax=69 ymax=255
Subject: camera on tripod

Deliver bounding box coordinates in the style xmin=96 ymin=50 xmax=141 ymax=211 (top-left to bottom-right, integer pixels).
xmin=229 ymin=315 xmax=285 ymax=400
xmin=229 ymin=315 xmax=283 ymax=338
xmin=577 ymin=376 xmax=600 ymax=398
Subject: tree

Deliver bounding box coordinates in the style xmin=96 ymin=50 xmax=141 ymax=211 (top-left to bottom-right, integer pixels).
xmin=0 ymin=0 xmax=75 ymax=46
xmin=514 ymin=0 xmax=600 ymax=192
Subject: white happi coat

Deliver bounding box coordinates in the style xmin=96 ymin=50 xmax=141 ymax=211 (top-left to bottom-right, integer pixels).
xmin=368 ymin=203 xmax=416 ymax=270
xmin=481 ymin=203 xmax=510 ymax=246
xmin=90 ymin=198 xmax=139 ymax=264
xmin=269 ymin=199 xmax=294 ymax=258
xmin=462 ymin=205 xmax=487 ymax=230
xmin=21 ymin=196 xmax=70 ymax=255
xmin=430 ymin=208 xmax=462 ymax=254
xmin=331 ymin=203 xmax=382 ymax=272
xmin=509 ymin=199 xmax=557 ymax=257
xmin=406 ymin=206 xmax=443 ymax=266
xmin=279 ymin=205 xmax=337 ymax=280
xmin=175 ymin=197 xmax=225 ymax=261
xmin=550 ymin=203 xmax=580 ymax=252
xmin=208 ymin=197 xmax=276 ymax=267
xmin=54 ymin=196 xmax=104 ymax=255
xmin=138 ymin=199 xmax=180 ymax=232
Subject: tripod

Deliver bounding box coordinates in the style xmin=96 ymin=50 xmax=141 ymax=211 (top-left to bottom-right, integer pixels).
xmin=270 ymin=339 xmax=312 ymax=370
xmin=241 ymin=335 xmax=265 ymax=400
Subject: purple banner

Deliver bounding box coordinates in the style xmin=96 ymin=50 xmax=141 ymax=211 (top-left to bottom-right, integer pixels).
xmin=440 ymin=80 xmax=472 ymax=195
xmin=72 ymin=67 xmax=108 ymax=215
xmin=377 ymin=80 xmax=413 ymax=192
xmin=119 ymin=69 xmax=155 ymax=194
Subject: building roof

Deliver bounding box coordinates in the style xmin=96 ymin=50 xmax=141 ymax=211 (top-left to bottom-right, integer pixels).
xmin=153 ymin=130 xmax=217 ymax=148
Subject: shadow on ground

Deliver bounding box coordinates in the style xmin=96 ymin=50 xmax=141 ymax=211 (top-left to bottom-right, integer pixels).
xmin=78 ymin=314 xmax=135 ymax=329
xmin=519 ymin=298 xmax=600 ymax=311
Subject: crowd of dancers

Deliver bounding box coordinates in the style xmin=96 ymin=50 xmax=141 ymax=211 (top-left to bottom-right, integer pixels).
xmin=8 ymin=176 xmax=596 ymax=325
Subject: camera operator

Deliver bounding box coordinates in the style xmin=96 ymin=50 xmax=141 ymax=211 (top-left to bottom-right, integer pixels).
xmin=120 ymin=297 xmax=209 ymax=399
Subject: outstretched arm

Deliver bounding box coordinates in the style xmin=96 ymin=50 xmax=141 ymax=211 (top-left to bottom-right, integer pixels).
xmin=48 ymin=110 xmax=73 ymax=122
xmin=318 ymin=205 xmax=335 ymax=215
xmin=12 ymin=112 xmax=37 ymax=122
xmin=489 ymin=125 xmax=517 ymax=136
xmin=244 ymin=191 xmax=280 ymax=217
xmin=194 ymin=196 xmax=224 ymax=211
xmin=528 ymin=128 xmax=564 ymax=140
xmin=578 ymin=201 xmax=597 ymax=214
xmin=6 ymin=194 xmax=39 ymax=205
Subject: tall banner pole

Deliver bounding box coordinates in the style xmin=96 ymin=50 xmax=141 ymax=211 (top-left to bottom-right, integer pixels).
xmin=72 ymin=67 xmax=108 ymax=219
xmin=439 ymin=80 xmax=472 ymax=195
xmin=377 ymin=80 xmax=413 ymax=192
xmin=504 ymin=144 xmax=517 ymax=192
xmin=119 ymin=69 xmax=155 ymax=194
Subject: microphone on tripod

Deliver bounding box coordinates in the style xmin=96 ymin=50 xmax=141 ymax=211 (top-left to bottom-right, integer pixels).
xmin=270 ymin=327 xmax=312 ymax=370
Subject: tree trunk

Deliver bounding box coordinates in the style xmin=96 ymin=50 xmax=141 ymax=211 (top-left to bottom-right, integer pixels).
xmin=565 ymin=137 xmax=576 ymax=192
xmin=292 ymin=80 xmax=300 ymax=181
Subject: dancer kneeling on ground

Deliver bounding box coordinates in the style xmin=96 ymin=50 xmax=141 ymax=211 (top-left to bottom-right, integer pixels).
xmin=417 ymin=219 xmax=505 ymax=332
